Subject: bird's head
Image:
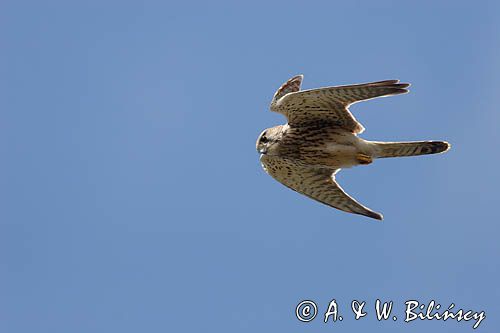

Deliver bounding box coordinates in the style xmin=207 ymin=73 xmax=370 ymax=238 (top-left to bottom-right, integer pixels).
xmin=256 ymin=126 xmax=284 ymax=154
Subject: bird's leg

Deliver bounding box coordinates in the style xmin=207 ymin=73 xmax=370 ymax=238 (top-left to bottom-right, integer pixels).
xmin=356 ymin=153 xmax=373 ymax=165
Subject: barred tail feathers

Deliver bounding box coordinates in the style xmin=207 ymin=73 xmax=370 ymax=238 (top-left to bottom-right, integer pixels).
xmin=373 ymin=141 xmax=450 ymax=158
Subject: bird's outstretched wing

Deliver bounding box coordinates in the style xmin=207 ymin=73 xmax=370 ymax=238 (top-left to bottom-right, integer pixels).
xmin=260 ymin=154 xmax=383 ymax=220
xmin=270 ymin=75 xmax=409 ymax=134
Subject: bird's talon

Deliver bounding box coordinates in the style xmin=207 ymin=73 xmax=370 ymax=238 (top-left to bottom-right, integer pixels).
xmin=356 ymin=153 xmax=373 ymax=165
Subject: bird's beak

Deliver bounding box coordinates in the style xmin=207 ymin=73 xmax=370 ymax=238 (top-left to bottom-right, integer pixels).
xmin=259 ymin=148 xmax=267 ymax=154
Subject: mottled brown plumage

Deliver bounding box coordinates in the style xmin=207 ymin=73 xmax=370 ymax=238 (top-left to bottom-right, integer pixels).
xmin=257 ymin=75 xmax=450 ymax=220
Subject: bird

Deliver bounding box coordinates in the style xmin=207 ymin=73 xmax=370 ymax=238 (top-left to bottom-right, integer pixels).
xmin=256 ymin=75 xmax=450 ymax=220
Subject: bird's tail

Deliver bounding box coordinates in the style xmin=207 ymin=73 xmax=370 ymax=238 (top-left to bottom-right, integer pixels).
xmin=372 ymin=141 xmax=450 ymax=158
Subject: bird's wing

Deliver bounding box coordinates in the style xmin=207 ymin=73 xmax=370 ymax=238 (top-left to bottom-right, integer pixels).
xmin=260 ymin=154 xmax=383 ymax=220
xmin=270 ymin=75 xmax=409 ymax=134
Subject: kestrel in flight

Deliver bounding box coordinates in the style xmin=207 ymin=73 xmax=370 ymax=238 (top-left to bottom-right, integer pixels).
xmin=256 ymin=75 xmax=450 ymax=220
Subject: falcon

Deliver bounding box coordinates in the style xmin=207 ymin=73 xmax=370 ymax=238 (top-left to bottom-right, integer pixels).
xmin=256 ymin=75 xmax=450 ymax=220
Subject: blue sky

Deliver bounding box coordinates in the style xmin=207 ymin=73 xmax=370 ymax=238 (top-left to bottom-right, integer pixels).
xmin=2 ymin=1 xmax=499 ymax=332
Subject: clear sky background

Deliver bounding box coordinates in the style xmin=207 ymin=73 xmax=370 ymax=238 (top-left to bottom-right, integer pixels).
xmin=2 ymin=1 xmax=499 ymax=332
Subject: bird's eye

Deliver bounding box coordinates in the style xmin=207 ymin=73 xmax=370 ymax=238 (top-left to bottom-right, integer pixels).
xmin=261 ymin=136 xmax=268 ymax=143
